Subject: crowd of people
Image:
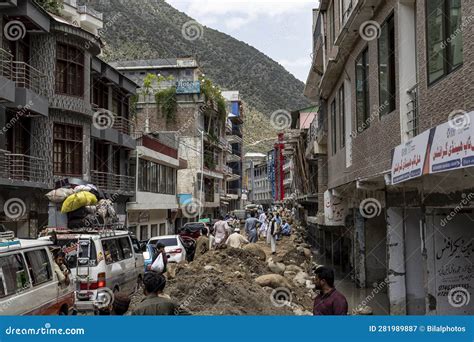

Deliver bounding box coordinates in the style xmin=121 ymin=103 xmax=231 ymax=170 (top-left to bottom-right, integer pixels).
xmin=88 ymin=204 xmax=348 ymax=316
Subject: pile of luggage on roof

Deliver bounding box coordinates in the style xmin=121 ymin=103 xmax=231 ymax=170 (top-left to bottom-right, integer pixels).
xmin=45 ymin=178 xmax=118 ymax=230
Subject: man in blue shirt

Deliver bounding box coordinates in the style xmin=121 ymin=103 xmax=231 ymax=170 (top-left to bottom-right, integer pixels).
xmin=281 ymin=219 xmax=291 ymax=236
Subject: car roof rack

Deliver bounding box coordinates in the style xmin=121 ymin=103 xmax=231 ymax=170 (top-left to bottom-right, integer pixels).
xmin=0 ymin=230 xmax=21 ymax=249
xmin=40 ymin=223 xmax=128 ymax=238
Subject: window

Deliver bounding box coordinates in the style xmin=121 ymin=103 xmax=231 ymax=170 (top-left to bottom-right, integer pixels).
xmin=118 ymin=237 xmax=133 ymax=259
xmin=331 ymin=99 xmax=337 ymax=155
xmin=427 ymin=0 xmax=462 ymax=84
xmin=53 ymin=124 xmax=83 ymax=176
xmin=378 ymin=14 xmax=396 ymax=115
xmin=101 ymin=239 xmax=124 ymax=264
xmin=138 ymin=160 xmax=176 ymax=195
xmin=55 ymin=43 xmax=84 ymax=96
xmin=0 ymin=254 xmax=29 ymax=298
xmin=338 ymin=85 xmax=346 ymax=148
xmin=151 ymin=224 xmax=158 ymax=237
xmin=159 ymin=223 xmax=166 ymax=236
xmin=140 ymin=225 xmax=148 ymax=241
xmin=24 ymin=249 xmax=52 ymax=286
xmin=356 ymin=48 xmax=370 ymax=133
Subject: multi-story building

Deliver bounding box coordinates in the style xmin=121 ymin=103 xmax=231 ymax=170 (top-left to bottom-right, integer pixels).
xmin=113 ymin=58 xmax=227 ymax=221
xmin=243 ymin=152 xmax=267 ymax=204
xmin=222 ymin=91 xmax=244 ymax=211
xmin=0 ymin=0 xmax=136 ymax=237
xmin=253 ymin=161 xmax=272 ymax=207
xmin=127 ymin=132 xmax=187 ymax=240
xmin=305 ymin=0 xmax=473 ymax=315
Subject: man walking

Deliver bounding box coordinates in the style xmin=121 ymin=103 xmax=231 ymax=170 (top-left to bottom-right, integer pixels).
xmin=258 ymin=210 xmax=267 ymax=239
xmin=244 ymin=211 xmax=259 ymax=243
xmin=194 ymin=227 xmax=209 ymax=259
xmin=213 ymin=215 xmax=231 ymax=248
xmin=313 ymin=266 xmax=348 ymax=315
xmin=267 ymin=213 xmax=280 ymax=254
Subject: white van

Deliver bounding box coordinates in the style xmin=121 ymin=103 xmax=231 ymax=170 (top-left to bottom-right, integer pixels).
xmin=0 ymin=236 xmax=75 ymax=315
xmin=64 ymin=230 xmax=144 ymax=312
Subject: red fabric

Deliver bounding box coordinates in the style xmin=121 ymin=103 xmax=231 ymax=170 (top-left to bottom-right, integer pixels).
xmin=313 ymin=288 xmax=348 ymax=315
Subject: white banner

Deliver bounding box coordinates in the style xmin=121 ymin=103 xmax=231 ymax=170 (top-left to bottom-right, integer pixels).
xmin=391 ymin=130 xmax=431 ymax=184
xmin=430 ymin=112 xmax=474 ymax=174
xmin=323 ymin=190 xmax=347 ymax=226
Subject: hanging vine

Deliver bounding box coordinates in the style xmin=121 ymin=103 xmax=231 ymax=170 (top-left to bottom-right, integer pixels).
xmin=155 ymin=87 xmax=177 ymax=123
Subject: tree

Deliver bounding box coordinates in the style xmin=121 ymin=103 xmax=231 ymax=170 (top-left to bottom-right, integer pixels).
xmin=35 ymin=0 xmax=63 ymax=14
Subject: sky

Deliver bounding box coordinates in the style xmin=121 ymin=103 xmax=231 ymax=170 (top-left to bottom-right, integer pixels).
xmin=166 ymin=0 xmax=319 ymax=82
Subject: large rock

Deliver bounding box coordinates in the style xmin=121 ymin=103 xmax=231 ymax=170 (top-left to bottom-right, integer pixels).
xmin=303 ymin=248 xmax=312 ymax=258
xmin=293 ymin=271 xmax=311 ymax=286
xmin=267 ymin=260 xmax=286 ymax=274
xmin=243 ymin=244 xmax=266 ymax=261
xmin=283 ymin=270 xmax=297 ymax=279
xmin=255 ymin=274 xmax=292 ymax=289
xmin=286 ymin=265 xmax=303 ymax=273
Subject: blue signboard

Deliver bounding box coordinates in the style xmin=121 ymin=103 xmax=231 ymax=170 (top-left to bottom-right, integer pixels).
xmin=176 ymin=80 xmax=200 ymax=94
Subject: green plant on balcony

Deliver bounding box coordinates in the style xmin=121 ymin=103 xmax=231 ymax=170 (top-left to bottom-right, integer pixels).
xmin=36 ymin=0 xmax=62 ymax=14
xmin=206 ymin=131 xmax=219 ymax=145
xmin=204 ymin=153 xmax=217 ymax=170
xmin=155 ymin=86 xmax=177 ymax=123
xmin=200 ymin=76 xmax=227 ymax=123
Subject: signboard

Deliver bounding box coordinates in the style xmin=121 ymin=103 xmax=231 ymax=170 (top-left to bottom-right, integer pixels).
xmin=323 ymin=190 xmax=347 ymax=226
xmin=391 ymin=130 xmax=431 ymax=184
xmin=430 ymin=111 xmax=474 ymax=174
xmin=433 ymin=214 xmax=474 ymax=314
xmin=176 ymin=80 xmax=200 ymax=94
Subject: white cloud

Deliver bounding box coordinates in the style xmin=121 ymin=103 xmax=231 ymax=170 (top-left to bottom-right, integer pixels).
xmin=279 ymin=57 xmax=312 ymax=68
xmin=167 ymin=0 xmax=316 ymax=30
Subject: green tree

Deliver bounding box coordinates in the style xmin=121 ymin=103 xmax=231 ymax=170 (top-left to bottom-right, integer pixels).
xmin=36 ymin=0 xmax=62 ymax=14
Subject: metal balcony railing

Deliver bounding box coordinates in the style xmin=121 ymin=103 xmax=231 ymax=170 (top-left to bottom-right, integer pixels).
xmin=0 ymin=48 xmax=13 ymax=80
xmin=93 ymin=106 xmax=135 ymax=135
xmin=12 ymin=62 xmax=46 ymax=97
xmin=91 ymin=170 xmax=135 ymax=193
xmin=0 ymin=150 xmax=48 ymax=184
xmin=406 ymin=84 xmax=419 ymax=139
xmin=77 ymin=5 xmax=103 ymax=20
xmin=63 ymin=0 xmax=77 ymax=8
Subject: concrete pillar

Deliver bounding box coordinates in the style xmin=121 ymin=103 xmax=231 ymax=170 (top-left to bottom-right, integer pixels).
xmin=386 ymin=207 xmax=407 ymax=315
xmin=354 ymin=210 xmax=366 ymax=288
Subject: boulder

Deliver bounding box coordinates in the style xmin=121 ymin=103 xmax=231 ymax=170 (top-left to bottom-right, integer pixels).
xmin=303 ymin=248 xmax=312 ymax=258
xmin=243 ymin=244 xmax=266 ymax=261
xmin=283 ymin=270 xmax=297 ymax=279
xmin=286 ymin=265 xmax=303 ymax=274
xmin=305 ymin=279 xmax=315 ymax=290
xmin=293 ymin=271 xmax=310 ymax=286
xmin=267 ymin=260 xmax=286 ymax=274
xmin=255 ymin=274 xmax=292 ymax=289
xmin=204 ymin=265 xmax=216 ymax=271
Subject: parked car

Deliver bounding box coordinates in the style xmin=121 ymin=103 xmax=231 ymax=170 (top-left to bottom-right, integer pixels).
xmin=45 ymin=229 xmax=144 ymax=313
xmin=147 ymin=235 xmax=190 ymax=264
xmin=178 ymin=222 xmax=207 ymax=240
xmin=0 ymin=236 xmax=75 ymax=315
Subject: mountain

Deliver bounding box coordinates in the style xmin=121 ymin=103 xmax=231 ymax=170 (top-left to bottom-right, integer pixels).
xmin=82 ymin=0 xmax=313 ymax=151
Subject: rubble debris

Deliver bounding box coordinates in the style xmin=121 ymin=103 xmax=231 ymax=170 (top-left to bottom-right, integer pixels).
xmin=242 ymin=243 xmax=267 ymax=261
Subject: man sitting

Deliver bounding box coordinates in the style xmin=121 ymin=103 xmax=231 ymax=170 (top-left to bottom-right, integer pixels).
xmin=281 ymin=220 xmax=291 ymax=236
